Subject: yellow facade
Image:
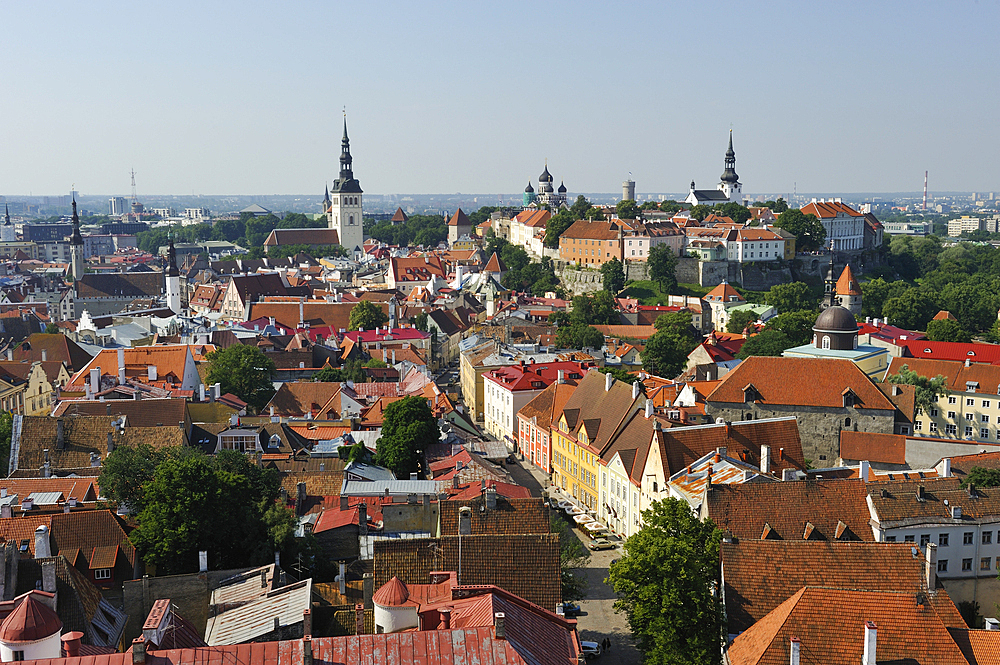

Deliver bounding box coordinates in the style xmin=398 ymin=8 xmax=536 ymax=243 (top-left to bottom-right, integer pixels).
xmin=916 ymin=390 xmax=1000 ymax=442
xmin=550 ymin=414 xmax=603 ymax=511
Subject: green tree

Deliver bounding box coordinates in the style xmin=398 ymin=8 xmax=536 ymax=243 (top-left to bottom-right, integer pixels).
xmin=601 ymin=258 xmax=626 ymax=294
xmin=607 ymin=498 xmax=723 ymax=664
xmin=569 ymin=291 xmax=618 ymax=326
xmin=312 ymin=366 xmax=346 ymax=382
xmin=44 ymin=323 xmax=60 ymax=334
xmin=714 ymin=202 xmax=751 ymax=225
xmin=544 ymin=209 xmax=577 ymax=247
xmin=616 ymin=199 xmax=641 ymax=220
xmin=555 ymin=324 xmax=605 ymax=350
xmin=689 ymin=205 xmax=712 ymax=221
xmin=348 ymin=300 xmax=388 ymax=331
xmin=861 ymin=278 xmax=907 ymax=320
xmin=726 ymin=309 xmax=758 ymax=335
xmin=960 ymin=467 xmax=1000 ymax=490
xmin=659 ymin=200 xmax=683 ymax=214
xmin=364 ymin=358 xmax=389 ymax=368
xmin=376 ymin=396 xmax=440 ymax=478
xmin=886 ymin=364 xmax=947 ymax=413
xmin=647 ymin=244 xmax=678 ymax=294
xmin=736 ymin=329 xmax=794 ymax=358
xmin=765 ymin=282 xmax=814 ymax=314
xmin=205 ymin=345 xmax=276 ymax=412
xmin=550 ymin=513 xmax=590 ymax=602
xmin=569 ymin=195 xmax=595 ymax=220
xmin=763 ymin=310 xmax=816 ymax=346
xmin=882 ymin=288 xmax=938 ymax=331
xmin=642 ymin=312 xmax=699 ymax=378
xmin=925 ymin=318 xmax=971 ymax=343
xmin=98 ymin=444 xmax=169 ymax=514
xmin=775 ymin=209 xmax=826 ymax=251
xmin=0 ymin=412 xmax=12 ymax=477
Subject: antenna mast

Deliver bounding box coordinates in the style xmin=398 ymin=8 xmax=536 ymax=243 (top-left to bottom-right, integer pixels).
xmin=130 ymin=168 xmax=138 ymax=206
xmin=923 ymin=171 xmax=928 ymax=211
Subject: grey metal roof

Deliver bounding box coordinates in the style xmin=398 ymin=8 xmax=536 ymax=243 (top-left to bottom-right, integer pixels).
xmin=204 ymin=579 xmax=312 ymax=646
xmin=27 ymin=491 xmax=64 ymax=505
xmin=341 ymin=479 xmax=442 ymax=496
xmin=343 ymin=461 xmax=395 ymax=481
xmin=691 ymin=189 xmax=730 ymax=201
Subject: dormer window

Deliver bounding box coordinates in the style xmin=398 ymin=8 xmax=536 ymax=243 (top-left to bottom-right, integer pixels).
xmin=269 ymin=434 xmax=281 ymax=449
xmin=743 ymin=384 xmax=760 ymax=404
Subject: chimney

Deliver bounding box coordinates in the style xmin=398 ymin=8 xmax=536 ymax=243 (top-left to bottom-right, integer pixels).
xmin=35 ymin=524 xmax=51 ymax=558
xmin=0 ymin=505 xmax=10 ymax=519
xmin=133 ymin=390 xmax=140 ymax=401
xmin=214 ymin=383 xmax=221 ymax=400
xmin=117 ymin=347 xmax=125 ymax=383
xmin=340 ymin=495 xmax=349 ymax=511
xmin=302 ymin=609 xmax=312 ymax=639
xmin=986 ymin=618 xmax=1000 ymax=631
xmin=459 ymin=506 xmax=472 ymax=535
xmin=132 ymin=637 xmax=146 ymax=665
xmin=199 ymin=550 xmax=208 ymax=573
xmin=339 ymin=562 xmax=347 ymax=594
xmin=200 ymin=384 xmax=206 ymax=401
xmin=942 ymin=458 xmax=952 ymax=478
xmin=632 ymin=381 xmax=641 ymax=399
xmin=440 ymin=607 xmax=451 ymax=630
xmin=260 ymin=568 xmax=268 ymax=588
xmin=789 ymin=636 xmax=800 ymax=665
xmin=147 ymin=365 xmax=157 ymax=381
xmin=61 ymin=632 xmax=84 ymax=658
xmin=605 ymin=372 xmax=613 ymax=392
xmin=41 ymin=349 xmax=47 ymax=362
xmin=41 ymin=560 xmax=56 ymax=592
xmin=485 ymin=487 xmax=497 ymax=510
xmin=558 ymin=369 xmax=565 ymax=384
xmin=925 ymin=542 xmax=937 ymax=591
xmin=862 ymin=622 xmax=877 ymax=665
xmin=409 ymin=472 xmax=418 ymax=481
xmin=302 ymin=636 xmax=312 ymax=665
xmin=355 ymin=603 xmax=365 ymax=635
xmin=358 ymin=503 xmax=368 ymax=536
xmin=966 ymin=358 xmax=971 ymax=368
xmin=494 ymin=612 xmax=505 ymax=640
xmin=859 ymin=460 xmax=870 ymax=482
xmin=761 ymin=444 xmax=771 ymax=474
xmin=296 ymin=482 xmax=307 ymax=516
xmin=107 ymin=432 xmax=115 ymax=454
xmin=90 ymin=367 xmax=100 ymax=394
xmin=645 ymin=400 xmax=653 ymax=419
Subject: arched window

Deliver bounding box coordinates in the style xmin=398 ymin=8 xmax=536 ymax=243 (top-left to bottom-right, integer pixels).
xmin=822 ymin=336 xmax=831 ymax=349
xmin=845 ymin=417 xmax=852 ymax=427
xmin=349 ymin=215 xmax=354 ymax=225
xmin=853 ymin=336 xmax=858 ymax=349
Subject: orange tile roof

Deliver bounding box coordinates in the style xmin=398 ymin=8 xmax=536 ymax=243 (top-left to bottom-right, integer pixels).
xmin=836 ymin=264 xmax=862 ymax=296
xmin=483 ymin=252 xmax=507 ymax=273
xmin=447 ymin=208 xmax=471 ymax=227
xmin=287 ymin=425 xmax=351 ymax=441
xmin=706 ymin=478 xmax=875 ymax=542
xmin=514 ymin=209 xmax=551 ymax=228
xmin=721 ymin=540 xmax=963 ymax=635
xmin=266 ymin=382 xmax=342 ymax=418
xmin=888 ymin=356 xmax=1000 ymax=395
xmin=799 ymin=200 xmax=864 ymax=219
xmin=948 ymin=627 xmax=1000 ymax=665
xmin=70 ymin=346 xmax=193 ymax=387
xmin=934 ymin=310 xmax=958 ymax=321
xmin=867 ymin=476 xmax=1000 ymax=524
xmin=839 ymin=431 xmax=907 ymax=464
xmin=728 ymin=586 xmax=969 ymax=665
xmin=559 ymin=219 xmax=622 ymax=241
xmin=707 ymin=357 xmax=898 ymax=411
xmin=590 ymin=324 xmax=656 ymax=340
xmin=705 ymin=282 xmax=744 ymax=303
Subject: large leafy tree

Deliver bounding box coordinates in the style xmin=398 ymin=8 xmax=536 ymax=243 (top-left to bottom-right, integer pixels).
xmin=616 ymin=199 xmax=641 ymax=220
xmin=98 ymin=444 xmax=171 ymax=514
xmin=763 ymin=309 xmax=816 ymax=346
xmin=601 ymin=258 xmax=625 ymax=294
xmin=555 ymin=323 xmax=605 ymax=350
xmin=376 ymin=396 xmax=440 ymax=478
xmin=647 ymin=244 xmax=678 ymax=294
xmin=569 ymin=291 xmax=619 ymax=326
xmin=765 ymin=282 xmax=814 ymax=314
xmin=886 ymin=364 xmax=947 ymax=413
xmin=544 ymin=209 xmax=577 ymax=247
xmin=775 ymin=209 xmax=826 ymax=251
xmin=861 ymin=277 xmax=907 ymax=320
xmin=925 ymin=318 xmax=971 ymax=343
xmin=713 ymin=202 xmax=751 ymax=225
xmin=205 ymin=345 xmax=276 ymax=412
xmin=726 ymin=309 xmax=757 ymax=335
xmin=607 ymin=498 xmax=723 ymax=665
xmin=881 ymin=288 xmax=938 ymax=331
xmin=348 ymin=300 xmax=388 ymax=331
xmin=736 ymin=329 xmax=794 ymax=358
xmin=642 ymin=312 xmax=699 ymax=378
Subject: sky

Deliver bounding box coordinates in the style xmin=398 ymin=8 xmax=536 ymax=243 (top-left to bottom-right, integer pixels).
xmin=3 ymin=1 xmax=999 ymax=198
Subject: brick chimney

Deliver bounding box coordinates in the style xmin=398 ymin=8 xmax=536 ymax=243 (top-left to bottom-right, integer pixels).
xmin=440 ymin=607 xmax=452 ymax=629
xmin=35 ymin=524 xmax=51 ymax=558
xmin=355 ymin=603 xmax=365 ymax=635
xmin=494 ymin=612 xmax=505 ymax=640
xmin=61 ymin=631 xmax=83 ymax=657
xmin=302 ymin=609 xmax=312 ymax=638
xmin=131 ymin=636 xmax=146 ymax=665
xmin=862 ymin=622 xmax=877 ymax=665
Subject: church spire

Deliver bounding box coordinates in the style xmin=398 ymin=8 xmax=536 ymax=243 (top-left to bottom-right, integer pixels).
xmin=720 ymin=130 xmax=739 ymax=184
xmin=3 ymin=204 xmax=9 ymax=226
xmin=166 ymin=231 xmax=180 ymax=278
xmin=340 ymin=115 xmax=353 ymax=180
xmin=70 ymin=194 xmax=83 ymax=246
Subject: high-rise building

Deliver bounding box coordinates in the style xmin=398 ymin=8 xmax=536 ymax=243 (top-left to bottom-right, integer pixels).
xmin=109 ymin=197 xmax=129 ymax=216
xmin=327 ymin=118 xmax=364 ymax=255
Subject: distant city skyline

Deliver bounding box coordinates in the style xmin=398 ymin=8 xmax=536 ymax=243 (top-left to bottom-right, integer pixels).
xmin=3 ymin=2 xmax=998 ymax=196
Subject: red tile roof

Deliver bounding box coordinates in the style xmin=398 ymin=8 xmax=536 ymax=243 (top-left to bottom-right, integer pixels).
xmin=888 ymin=356 xmax=1000 ymax=394
xmin=836 ymin=264 xmax=862 ymax=296
xmin=948 ymin=627 xmax=1000 ymax=665
xmin=559 ymin=219 xmax=622 ymax=241
xmin=447 ymin=208 xmax=471 ymax=227
xmin=897 ymin=339 xmax=1000 ymax=364
xmin=705 ymin=282 xmax=744 ymax=303
xmin=484 ymin=361 xmax=586 ymax=393
xmin=707 ymin=357 xmax=898 ymax=411
xmin=0 ymin=593 xmax=62 ymax=642
xmin=839 ymin=431 xmax=907 ymax=465
xmin=799 ymin=200 xmax=864 ymax=219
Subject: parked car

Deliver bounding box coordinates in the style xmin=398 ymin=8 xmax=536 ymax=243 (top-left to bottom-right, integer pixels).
xmin=580 ymin=641 xmax=601 ymax=659
xmin=562 ymin=602 xmax=582 ymax=617
xmin=589 ymin=538 xmax=617 ymax=551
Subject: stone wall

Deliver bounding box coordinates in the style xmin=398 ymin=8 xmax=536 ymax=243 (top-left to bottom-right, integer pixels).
xmin=705 ymin=402 xmax=896 ymax=464
xmin=554 ymin=267 xmax=604 ymax=295
xmin=738 ymin=263 xmax=795 ymax=291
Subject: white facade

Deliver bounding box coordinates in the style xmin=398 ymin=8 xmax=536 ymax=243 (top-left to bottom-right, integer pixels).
xmin=727 ymin=230 xmax=785 ymax=263
xmin=601 ymin=451 xmax=643 ymax=538
xmin=166 ymin=274 xmax=181 ymax=314
xmin=483 ymin=374 xmax=548 ymax=450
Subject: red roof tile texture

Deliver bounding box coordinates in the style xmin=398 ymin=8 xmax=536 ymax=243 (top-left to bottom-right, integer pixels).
xmin=839 ymin=431 xmax=907 ymax=464
xmin=439 ymin=497 xmax=550 ymax=536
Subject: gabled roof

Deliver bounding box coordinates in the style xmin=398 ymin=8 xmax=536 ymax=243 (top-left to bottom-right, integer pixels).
xmin=727 ymin=587 xmax=968 ymax=665
xmin=70 ymin=346 xmax=194 ymax=388
xmin=75 ymin=272 xmax=164 ymax=299
xmin=558 ymin=219 xmax=621 ymax=241
xmin=707 ymin=357 xmax=897 ymax=411
xmin=868 ymin=476 xmax=1000 ymax=524
xmin=836 ymin=264 xmax=862 ymax=296
xmin=654 ymin=418 xmax=804 ymax=478
xmin=704 ymin=281 xmax=744 ymax=303
xmin=518 ymin=380 xmax=578 ymax=432
xmin=262 ymin=228 xmax=340 ymax=247
xmin=799 ymin=200 xmax=863 ymax=219
xmin=721 ymin=540 xmax=963 ymax=635
xmin=555 ymin=370 xmax=640 ymax=452
xmin=51 ymin=398 xmax=187 ymax=429
xmin=12 ymin=334 xmax=92 ymax=371
xmin=483 ymin=252 xmax=507 ymax=273
xmin=888 ymin=356 xmax=1000 ymax=394
xmin=265 ymin=381 xmax=341 ymax=418
xmin=706 ymin=478 xmax=874 ymax=542
xmin=514 ymin=209 xmax=551 ymax=228
xmin=839 ymin=431 xmax=907 ymax=465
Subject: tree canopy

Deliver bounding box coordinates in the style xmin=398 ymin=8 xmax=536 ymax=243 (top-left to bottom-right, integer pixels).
xmin=765 ymin=282 xmax=815 ymax=314
xmin=647 ymin=244 xmax=678 ymax=295
xmin=886 ymin=364 xmax=947 ymax=413
xmin=555 ymin=324 xmax=605 ymax=350
xmin=726 ymin=309 xmax=758 ymax=335
xmin=762 ymin=309 xmax=816 ymax=347
xmin=376 ymin=396 xmax=440 ymax=478
xmin=367 ymin=214 xmax=448 ymax=247
xmin=925 ymin=317 xmax=971 ymax=343
xmin=736 ymin=329 xmax=794 ymax=358
xmin=642 ymin=312 xmax=699 ymax=378
xmin=205 ymin=345 xmax=276 ymax=412
xmin=348 ymin=300 xmax=388 ymax=331
xmin=775 ymin=209 xmax=826 ymax=251
xmin=607 ymin=498 xmax=723 ymax=664
xmin=601 ymin=258 xmax=625 ymax=294
xmin=960 ymin=467 xmax=1000 ymax=490
xmin=616 ymin=199 xmax=641 ymax=220
xmin=881 ymin=288 xmax=938 ymax=331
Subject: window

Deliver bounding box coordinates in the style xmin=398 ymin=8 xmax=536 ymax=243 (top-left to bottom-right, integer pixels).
xmin=967 ymin=426 xmax=975 ymax=437
xmin=12 ymin=651 xmax=23 ymax=662
xmin=94 ymin=568 xmax=111 ymax=580
xmin=931 ymin=422 xmax=939 ymax=433
xmin=985 ymin=415 xmax=992 ymax=423
xmin=964 ymin=532 xmax=974 ymax=545
xmin=885 ymin=535 xmax=897 ymax=542
xmin=914 ymin=420 xmax=922 ymax=431
xmin=919 ymin=534 xmax=931 ymax=546
xmin=984 ymin=429 xmax=991 ymax=439
xmin=948 ymin=411 xmax=956 ymax=419
xmin=984 ymin=531 xmax=993 ymax=544
xmin=963 ymin=558 xmax=973 ymax=571
xmin=984 ymin=400 xmax=992 ymax=408
xmin=967 ymin=413 xmax=975 ymax=421
xmin=904 ymin=535 xmax=915 ymax=543
xmin=983 ymin=558 xmax=993 ymax=571
xmin=945 ymin=424 xmax=956 ymax=435
xmin=822 ymin=336 xmax=831 ymax=349
xmin=845 ymin=417 xmax=852 ymax=427
xmin=931 ymin=408 xmax=939 ymax=416
xmin=938 ymin=559 xmax=948 ymax=572
xmin=968 ymin=398 xmax=976 ymax=407
xmin=949 ymin=396 xmax=957 ymax=404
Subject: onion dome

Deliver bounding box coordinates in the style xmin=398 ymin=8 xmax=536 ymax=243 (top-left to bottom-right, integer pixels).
xmin=373 ymin=577 xmax=411 ymax=606
xmin=525 ymin=181 xmax=534 ymax=193
xmin=557 ymin=181 xmax=567 ymax=193
xmin=539 ymin=165 xmax=553 ymax=183
xmin=814 ymin=306 xmax=858 ymax=333
xmin=0 ymin=595 xmax=63 ymax=643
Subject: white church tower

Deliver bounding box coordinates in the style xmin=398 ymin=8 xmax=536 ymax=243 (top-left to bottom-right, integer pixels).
xmin=718 ymin=130 xmax=743 ymax=203
xmin=328 ymin=117 xmax=364 ymax=255
xmin=165 ymin=233 xmax=182 ymax=314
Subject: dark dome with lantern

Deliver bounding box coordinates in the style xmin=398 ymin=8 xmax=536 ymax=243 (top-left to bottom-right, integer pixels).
xmin=813 ymin=305 xmax=859 ymax=351
xmin=539 ymin=165 xmax=553 ymax=183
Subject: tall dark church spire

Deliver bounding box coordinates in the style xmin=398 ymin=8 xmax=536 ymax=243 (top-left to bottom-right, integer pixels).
xmin=720 ymin=130 xmax=739 ymax=184
xmin=70 ymin=195 xmax=83 ymax=246
xmin=3 ymin=204 xmax=9 ymax=226
xmin=166 ymin=231 xmax=180 ymax=278
xmin=339 ymin=116 xmax=353 ymax=180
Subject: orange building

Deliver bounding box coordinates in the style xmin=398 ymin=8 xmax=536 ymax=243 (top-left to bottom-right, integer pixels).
xmin=557 ymin=220 xmax=624 ymax=267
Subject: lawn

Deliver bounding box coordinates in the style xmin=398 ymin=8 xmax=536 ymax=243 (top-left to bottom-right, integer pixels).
xmin=619 ymin=280 xmax=711 ymax=305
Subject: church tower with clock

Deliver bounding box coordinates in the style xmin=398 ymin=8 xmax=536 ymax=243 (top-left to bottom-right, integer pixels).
xmin=328 ymin=117 xmax=364 ymax=255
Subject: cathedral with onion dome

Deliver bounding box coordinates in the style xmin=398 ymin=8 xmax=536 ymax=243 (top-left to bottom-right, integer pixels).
xmin=523 ymin=163 xmax=568 ymax=209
